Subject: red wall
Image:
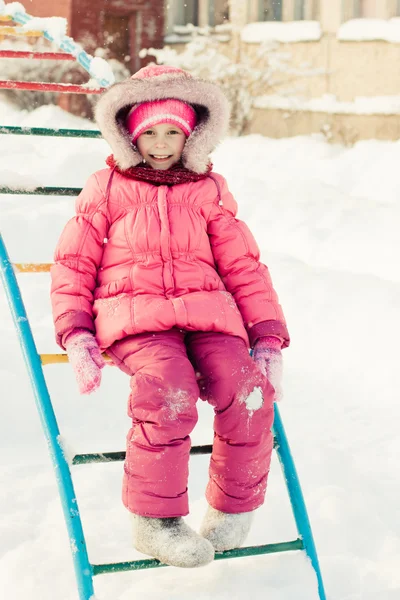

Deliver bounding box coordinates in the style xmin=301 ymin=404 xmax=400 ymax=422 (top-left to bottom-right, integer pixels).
xmin=24 ymin=0 xmax=72 ymax=28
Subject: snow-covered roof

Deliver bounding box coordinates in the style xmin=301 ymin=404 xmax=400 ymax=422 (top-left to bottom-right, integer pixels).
xmin=338 ymin=18 xmax=400 ymax=43
xmin=254 ymin=93 xmax=400 ymax=115
xmin=241 ymin=21 xmax=322 ymax=44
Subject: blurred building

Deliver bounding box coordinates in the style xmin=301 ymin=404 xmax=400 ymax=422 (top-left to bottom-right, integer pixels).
xmin=165 ymin=1 xmax=400 ymax=30
xmin=26 ymin=0 xmax=165 ymax=73
xmin=166 ymin=1 xmax=400 ymax=141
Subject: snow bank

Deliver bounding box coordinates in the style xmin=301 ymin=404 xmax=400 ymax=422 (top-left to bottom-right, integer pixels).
xmin=338 ymin=18 xmax=400 ymax=43
xmin=254 ymin=93 xmax=400 ymax=115
xmin=241 ymin=21 xmax=322 ymax=44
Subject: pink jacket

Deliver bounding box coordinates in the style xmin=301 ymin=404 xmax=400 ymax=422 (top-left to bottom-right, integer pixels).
xmin=51 ymin=169 xmax=289 ymax=351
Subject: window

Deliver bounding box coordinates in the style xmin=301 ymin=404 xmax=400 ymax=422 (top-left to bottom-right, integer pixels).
xmin=294 ymin=0 xmax=305 ymax=20
xmin=259 ymin=0 xmax=283 ymax=21
xmin=342 ymin=0 xmax=361 ymax=21
xmin=166 ymin=0 xmax=199 ymax=28
xmin=165 ymin=0 xmax=228 ymax=30
xmin=184 ymin=0 xmax=199 ymax=26
xmin=208 ymin=0 xmax=230 ymax=26
xmin=353 ymin=0 xmax=361 ymax=17
xmin=352 ymin=0 xmax=380 ymax=19
xmin=293 ymin=0 xmax=320 ymax=20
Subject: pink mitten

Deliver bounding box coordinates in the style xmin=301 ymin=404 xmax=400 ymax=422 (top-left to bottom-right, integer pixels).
xmin=253 ymin=336 xmax=283 ymax=401
xmin=65 ymin=329 xmax=105 ymax=395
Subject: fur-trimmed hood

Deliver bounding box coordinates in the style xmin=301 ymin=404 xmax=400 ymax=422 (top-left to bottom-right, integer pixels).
xmin=94 ymin=65 xmax=230 ymax=174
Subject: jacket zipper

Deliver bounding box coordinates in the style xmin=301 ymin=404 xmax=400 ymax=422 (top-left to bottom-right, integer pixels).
xmin=157 ymin=185 xmax=175 ymax=297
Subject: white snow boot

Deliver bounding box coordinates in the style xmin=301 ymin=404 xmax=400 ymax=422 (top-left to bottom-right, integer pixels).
xmin=199 ymin=505 xmax=254 ymax=551
xmin=132 ymin=515 xmax=215 ymax=568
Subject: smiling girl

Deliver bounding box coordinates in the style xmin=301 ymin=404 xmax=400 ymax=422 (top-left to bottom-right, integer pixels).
xmin=50 ymin=65 xmax=290 ymax=569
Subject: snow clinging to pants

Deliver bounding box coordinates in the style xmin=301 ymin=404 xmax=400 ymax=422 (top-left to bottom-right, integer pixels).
xmin=242 ymin=386 xmax=264 ymax=414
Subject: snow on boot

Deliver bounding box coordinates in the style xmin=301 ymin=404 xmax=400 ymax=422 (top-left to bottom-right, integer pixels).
xmin=199 ymin=505 xmax=254 ymax=551
xmin=132 ymin=515 xmax=215 ymax=568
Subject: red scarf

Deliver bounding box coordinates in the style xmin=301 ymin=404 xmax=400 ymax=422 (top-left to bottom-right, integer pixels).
xmin=106 ymin=155 xmax=212 ymax=185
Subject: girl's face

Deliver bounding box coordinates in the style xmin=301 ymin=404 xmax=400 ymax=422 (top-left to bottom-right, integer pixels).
xmin=136 ymin=122 xmax=186 ymax=170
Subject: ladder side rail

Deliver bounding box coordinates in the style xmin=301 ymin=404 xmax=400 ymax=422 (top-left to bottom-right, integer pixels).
xmin=0 ymin=233 xmax=95 ymax=600
xmin=273 ymin=403 xmax=327 ymax=600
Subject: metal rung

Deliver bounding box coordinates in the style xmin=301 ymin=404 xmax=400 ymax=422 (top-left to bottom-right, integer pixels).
xmin=0 ymin=26 xmax=43 ymax=37
xmin=72 ymin=445 xmax=215 ymax=465
xmin=14 ymin=263 xmax=52 ymax=273
xmin=72 ymin=440 xmax=279 ymax=465
xmin=0 ymin=186 xmax=81 ymax=195
xmin=92 ymin=539 xmax=304 ymax=575
xmin=41 ymin=354 xmax=69 ymax=364
xmin=0 ymin=125 xmax=101 ymax=138
xmin=0 ymin=50 xmax=75 ymax=60
xmin=73 ymin=451 xmax=126 ymax=464
xmin=0 ymin=80 xmax=104 ymax=94
xmin=40 ymin=353 xmax=112 ymax=365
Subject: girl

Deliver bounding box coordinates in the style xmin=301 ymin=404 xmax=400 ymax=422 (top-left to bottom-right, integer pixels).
xmin=50 ymin=65 xmax=290 ymax=569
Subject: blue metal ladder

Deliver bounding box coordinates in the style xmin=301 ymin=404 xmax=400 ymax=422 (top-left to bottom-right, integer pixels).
xmin=0 ymin=41 xmax=327 ymax=597
xmin=0 ymin=223 xmax=326 ymax=599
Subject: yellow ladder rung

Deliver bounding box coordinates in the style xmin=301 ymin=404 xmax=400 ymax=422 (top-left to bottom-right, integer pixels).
xmin=0 ymin=15 xmax=13 ymax=22
xmin=0 ymin=26 xmax=44 ymax=37
xmin=40 ymin=353 xmax=111 ymax=365
xmin=14 ymin=263 xmax=52 ymax=273
xmin=41 ymin=354 xmax=69 ymax=364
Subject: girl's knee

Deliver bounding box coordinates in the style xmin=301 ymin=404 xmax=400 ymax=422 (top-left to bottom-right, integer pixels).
xmin=213 ymin=381 xmax=274 ymax=441
xmin=129 ymin=368 xmax=199 ymax=434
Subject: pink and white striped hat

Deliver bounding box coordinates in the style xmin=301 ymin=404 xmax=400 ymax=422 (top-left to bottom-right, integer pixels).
xmin=126 ymin=98 xmax=197 ymax=144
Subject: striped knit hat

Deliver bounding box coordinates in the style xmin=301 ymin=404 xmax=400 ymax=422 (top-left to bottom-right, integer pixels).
xmin=126 ymin=99 xmax=197 ymax=143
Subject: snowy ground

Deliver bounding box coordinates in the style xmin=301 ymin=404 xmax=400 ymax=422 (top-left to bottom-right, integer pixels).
xmin=1 ymin=96 xmax=399 ymax=600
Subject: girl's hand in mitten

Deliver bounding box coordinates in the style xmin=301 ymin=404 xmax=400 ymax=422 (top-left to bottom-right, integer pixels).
xmin=64 ymin=329 xmax=105 ymax=394
xmin=253 ymin=336 xmax=283 ymax=401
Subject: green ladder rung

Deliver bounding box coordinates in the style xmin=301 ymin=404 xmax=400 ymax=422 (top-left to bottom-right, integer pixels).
xmin=0 ymin=125 xmax=102 ymax=138
xmin=72 ymin=440 xmax=278 ymax=465
xmin=72 ymin=445 xmax=214 ymax=465
xmin=0 ymin=186 xmax=82 ymax=195
xmin=92 ymin=539 xmax=304 ymax=575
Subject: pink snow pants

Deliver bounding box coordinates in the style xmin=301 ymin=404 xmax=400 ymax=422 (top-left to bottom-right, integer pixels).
xmin=109 ymin=330 xmax=275 ymax=518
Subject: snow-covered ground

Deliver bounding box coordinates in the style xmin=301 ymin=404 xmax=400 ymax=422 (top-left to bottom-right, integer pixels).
xmin=1 ymin=96 xmax=399 ymax=600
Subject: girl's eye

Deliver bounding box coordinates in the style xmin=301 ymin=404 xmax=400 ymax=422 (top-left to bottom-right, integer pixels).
xmin=143 ymin=130 xmax=154 ymax=136
xmin=168 ymin=130 xmax=179 ymax=135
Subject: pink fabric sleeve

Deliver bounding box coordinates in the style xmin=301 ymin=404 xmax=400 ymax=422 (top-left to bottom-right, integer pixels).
xmin=50 ymin=173 xmax=109 ymax=349
xmin=248 ymin=320 xmax=289 ymax=348
xmin=58 ymin=313 xmax=95 ymax=348
xmin=206 ymin=175 xmax=289 ymax=348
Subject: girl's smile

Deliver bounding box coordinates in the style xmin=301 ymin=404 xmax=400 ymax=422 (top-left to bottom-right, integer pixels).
xmin=136 ymin=122 xmax=186 ymax=170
